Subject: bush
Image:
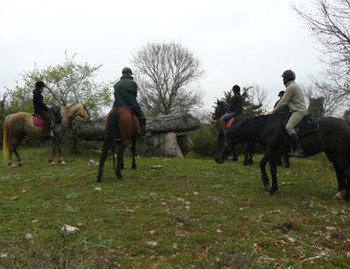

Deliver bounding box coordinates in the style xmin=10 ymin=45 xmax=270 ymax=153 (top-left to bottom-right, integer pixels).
xmin=189 ymin=122 xmax=218 ymax=157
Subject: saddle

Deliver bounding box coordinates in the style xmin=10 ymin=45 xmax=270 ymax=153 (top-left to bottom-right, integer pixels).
xmin=284 ymin=113 xmax=319 ymax=137
xmin=32 ymin=106 xmax=62 ymax=127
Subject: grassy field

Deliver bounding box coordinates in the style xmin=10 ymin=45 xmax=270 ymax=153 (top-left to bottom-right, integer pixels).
xmin=0 ymin=147 xmax=349 ymax=268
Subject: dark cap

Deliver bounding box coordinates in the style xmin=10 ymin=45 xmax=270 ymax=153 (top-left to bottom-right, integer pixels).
xmin=35 ymin=81 xmax=48 ymax=89
xmin=122 ymin=67 xmax=133 ymax=75
xmin=278 ymin=91 xmax=285 ymax=97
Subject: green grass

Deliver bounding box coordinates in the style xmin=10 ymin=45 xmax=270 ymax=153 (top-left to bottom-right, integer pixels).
xmin=1 ymin=147 xmax=349 ymax=268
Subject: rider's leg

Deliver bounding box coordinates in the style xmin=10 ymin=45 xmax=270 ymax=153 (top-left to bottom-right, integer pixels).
xmin=286 ymin=112 xmax=304 ymax=158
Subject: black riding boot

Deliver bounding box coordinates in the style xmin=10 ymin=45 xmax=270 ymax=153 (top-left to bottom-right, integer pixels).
xmin=290 ymin=134 xmax=303 ymax=158
xmin=139 ymin=117 xmax=151 ymax=138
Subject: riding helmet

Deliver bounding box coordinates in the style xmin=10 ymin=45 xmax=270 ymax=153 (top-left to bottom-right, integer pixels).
xmin=35 ymin=81 xmax=48 ymax=89
xmin=281 ymin=69 xmax=296 ymax=81
xmin=122 ymin=67 xmax=133 ymax=75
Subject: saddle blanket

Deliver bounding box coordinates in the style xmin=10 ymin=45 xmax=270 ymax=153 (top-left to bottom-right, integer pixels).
xmin=226 ymin=117 xmax=235 ymax=128
xmin=32 ymin=114 xmax=44 ymax=126
xmin=284 ymin=113 xmax=320 ymax=137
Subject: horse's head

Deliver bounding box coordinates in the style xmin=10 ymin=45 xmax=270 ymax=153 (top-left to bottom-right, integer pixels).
xmin=214 ymin=128 xmax=232 ymax=164
xmin=212 ymin=99 xmax=229 ymax=120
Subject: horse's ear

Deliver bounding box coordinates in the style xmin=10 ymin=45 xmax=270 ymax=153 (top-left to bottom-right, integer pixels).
xmin=82 ymin=101 xmax=88 ymax=107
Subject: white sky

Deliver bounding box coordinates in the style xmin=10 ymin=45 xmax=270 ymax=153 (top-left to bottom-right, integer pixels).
xmin=0 ymin=0 xmax=322 ymax=112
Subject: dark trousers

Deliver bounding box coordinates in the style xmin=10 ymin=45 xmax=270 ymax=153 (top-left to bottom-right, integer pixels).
xmin=36 ymin=110 xmax=51 ymax=136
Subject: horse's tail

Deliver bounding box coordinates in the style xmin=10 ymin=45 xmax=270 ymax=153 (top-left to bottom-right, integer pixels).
xmin=105 ymin=109 xmax=120 ymax=169
xmin=3 ymin=117 xmax=9 ymax=162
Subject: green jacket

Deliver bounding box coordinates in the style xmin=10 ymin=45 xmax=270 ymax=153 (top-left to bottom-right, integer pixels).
xmin=113 ymin=74 xmax=142 ymax=115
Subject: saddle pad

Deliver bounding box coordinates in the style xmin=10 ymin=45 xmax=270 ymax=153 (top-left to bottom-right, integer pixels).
xmin=296 ymin=115 xmax=319 ymax=137
xmin=226 ymin=117 xmax=235 ymax=128
xmin=32 ymin=114 xmax=44 ymax=126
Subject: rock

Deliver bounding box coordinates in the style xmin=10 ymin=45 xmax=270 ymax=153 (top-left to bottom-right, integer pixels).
xmin=177 ymin=135 xmax=194 ymax=155
xmin=77 ymin=112 xmax=200 ymax=157
xmin=25 ymin=233 xmax=34 ymax=240
xmin=61 ymin=224 xmax=79 ymax=234
xmin=132 ymin=132 xmax=183 ymax=157
xmin=139 ymin=196 xmax=150 ymax=203
xmin=77 ymin=113 xmax=200 ymax=141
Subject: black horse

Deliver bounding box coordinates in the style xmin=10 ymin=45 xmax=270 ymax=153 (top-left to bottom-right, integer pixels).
xmin=212 ymin=99 xmax=253 ymax=166
xmin=214 ymin=112 xmax=350 ymax=201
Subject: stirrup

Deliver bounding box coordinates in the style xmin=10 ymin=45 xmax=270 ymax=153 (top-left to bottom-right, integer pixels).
xmin=289 ymin=150 xmax=303 ymax=158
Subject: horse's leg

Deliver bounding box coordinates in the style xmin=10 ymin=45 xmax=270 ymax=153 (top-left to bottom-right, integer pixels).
xmin=49 ymin=137 xmax=58 ymax=166
xmin=242 ymin=143 xmax=249 ymax=166
xmin=57 ymin=136 xmax=66 ymax=166
xmin=9 ymin=136 xmax=24 ymax=168
xmin=277 ymin=154 xmax=282 ymax=166
xmin=116 ymin=143 xmax=126 ymax=179
xmin=332 ymin=158 xmax=350 ymax=202
xmin=248 ymin=144 xmax=254 ymax=165
xmin=131 ymin=137 xmax=137 ymax=170
xmin=97 ymin=140 xmax=109 ymax=182
xmin=232 ymin=144 xmax=238 ymax=161
xmin=259 ymin=154 xmax=270 ymax=191
xmin=343 ymin=163 xmax=350 ymax=202
xmin=268 ymin=153 xmax=279 ymax=195
xmin=325 ymin=151 xmax=345 ymax=198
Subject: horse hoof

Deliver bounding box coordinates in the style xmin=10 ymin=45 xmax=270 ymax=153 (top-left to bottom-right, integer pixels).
xmin=50 ymin=162 xmax=56 ymax=166
xmin=18 ymin=163 xmax=23 ymax=167
xmin=333 ymin=191 xmax=343 ymax=199
xmin=60 ymin=161 xmax=66 ymax=166
xmin=265 ymin=191 xmax=273 ymax=196
xmin=10 ymin=164 xmax=16 ymax=168
xmin=264 ymin=184 xmax=270 ymax=191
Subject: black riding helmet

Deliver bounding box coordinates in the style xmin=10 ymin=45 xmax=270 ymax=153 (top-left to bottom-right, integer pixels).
xmin=35 ymin=81 xmax=48 ymax=90
xmin=122 ymin=67 xmax=133 ymax=75
xmin=281 ymin=70 xmax=296 ymax=81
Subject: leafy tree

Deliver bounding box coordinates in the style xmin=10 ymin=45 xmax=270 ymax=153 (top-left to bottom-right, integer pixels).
xmin=308 ymin=97 xmax=325 ymax=117
xmin=343 ymin=109 xmax=350 ymax=123
xmin=4 ymin=52 xmax=112 ymax=118
xmin=292 ymin=0 xmax=350 ymax=114
xmin=132 ymin=42 xmax=204 ymax=116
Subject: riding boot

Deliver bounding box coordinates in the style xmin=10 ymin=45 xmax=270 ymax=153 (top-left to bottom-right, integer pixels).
xmin=290 ymin=134 xmax=303 ymax=158
xmin=219 ymin=120 xmax=226 ymax=131
xmin=139 ymin=117 xmax=151 ymax=138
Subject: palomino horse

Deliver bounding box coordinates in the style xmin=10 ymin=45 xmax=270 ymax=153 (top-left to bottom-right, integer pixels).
xmin=212 ymin=99 xmax=254 ymax=165
xmin=3 ymin=102 xmax=89 ymax=167
xmin=214 ymin=113 xmax=350 ymax=201
xmin=97 ymin=107 xmax=139 ymax=181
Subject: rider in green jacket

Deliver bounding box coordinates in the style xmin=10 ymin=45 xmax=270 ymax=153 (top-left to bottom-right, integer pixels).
xmin=113 ymin=67 xmax=151 ymax=138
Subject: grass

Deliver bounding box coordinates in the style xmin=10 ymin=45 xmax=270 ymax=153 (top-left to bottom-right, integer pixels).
xmin=0 ymin=147 xmax=349 ymax=268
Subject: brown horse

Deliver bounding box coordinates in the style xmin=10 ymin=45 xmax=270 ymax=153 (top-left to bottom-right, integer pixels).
xmin=3 ymin=102 xmax=89 ymax=167
xmin=97 ymin=107 xmax=139 ymax=181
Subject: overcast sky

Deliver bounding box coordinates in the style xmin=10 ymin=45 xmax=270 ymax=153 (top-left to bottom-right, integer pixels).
xmin=0 ymin=0 xmax=322 ymax=112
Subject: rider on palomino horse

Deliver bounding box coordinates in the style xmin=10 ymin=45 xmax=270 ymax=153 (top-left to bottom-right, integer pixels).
xmin=33 ymin=81 xmax=53 ymax=139
xmin=113 ymin=67 xmax=151 ymax=139
xmin=267 ymin=70 xmax=307 ymax=158
xmin=219 ymin=84 xmax=244 ymax=131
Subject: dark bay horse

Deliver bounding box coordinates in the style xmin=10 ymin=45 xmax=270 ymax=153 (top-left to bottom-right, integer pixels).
xmin=3 ymin=102 xmax=89 ymax=167
xmin=212 ymin=99 xmax=253 ymax=165
xmin=214 ymin=113 xmax=350 ymax=201
xmin=97 ymin=107 xmax=139 ymax=181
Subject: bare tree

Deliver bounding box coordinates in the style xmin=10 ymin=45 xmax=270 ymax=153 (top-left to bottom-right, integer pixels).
xmin=132 ymin=42 xmax=204 ymax=116
xmin=292 ymin=0 xmax=350 ymax=112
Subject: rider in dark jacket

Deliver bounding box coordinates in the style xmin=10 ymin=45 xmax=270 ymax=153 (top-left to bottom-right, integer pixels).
xmin=33 ymin=81 xmax=53 ymax=139
xmin=113 ymin=67 xmax=151 ymax=138
xmin=220 ymin=85 xmax=244 ymax=130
